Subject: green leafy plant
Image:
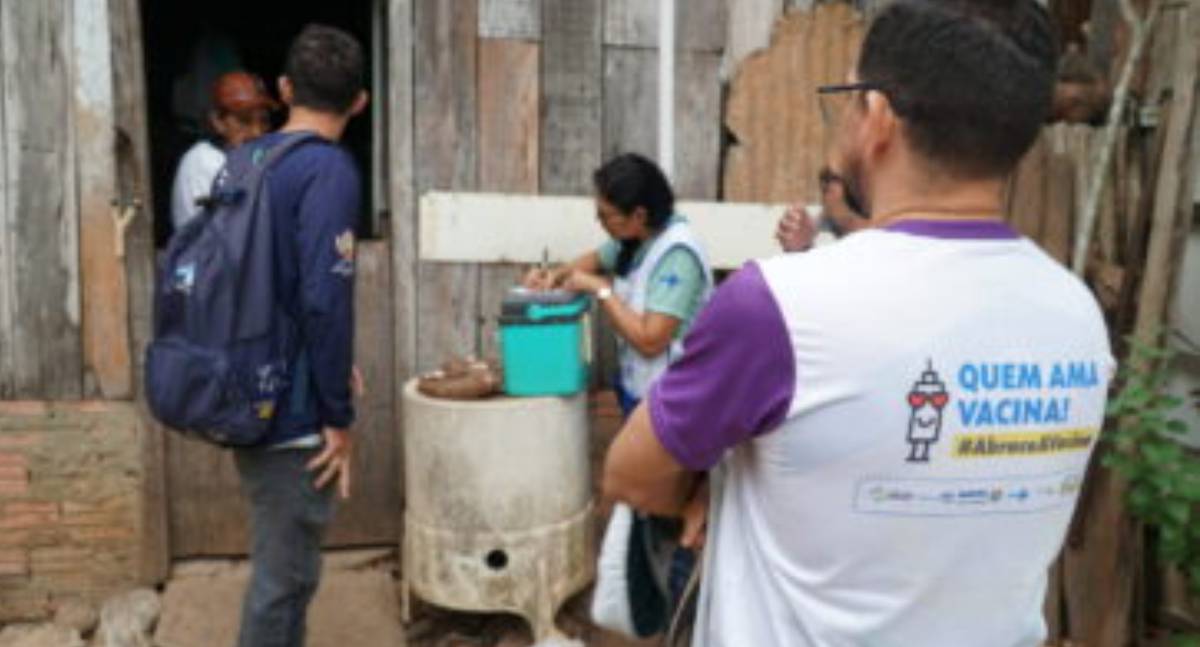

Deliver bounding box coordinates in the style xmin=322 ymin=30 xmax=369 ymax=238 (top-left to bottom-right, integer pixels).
xmin=1103 ymin=339 xmax=1200 ymax=597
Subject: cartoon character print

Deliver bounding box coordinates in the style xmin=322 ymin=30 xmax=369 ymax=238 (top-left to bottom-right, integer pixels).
xmin=906 ymin=361 xmax=950 ymax=463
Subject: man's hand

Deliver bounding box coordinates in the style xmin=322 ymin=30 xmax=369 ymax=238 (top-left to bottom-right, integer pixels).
xmin=308 ymin=428 xmax=353 ymax=500
xmin=680 ymin=479 xmax=710 ymax=551
xmin=776 ymin=203 xmax=817 ymax=253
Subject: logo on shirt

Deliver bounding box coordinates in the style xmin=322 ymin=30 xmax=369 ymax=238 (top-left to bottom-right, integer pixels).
xmin=172 ymin=263 xmax=197 ymax=295
xmin=905 ymin=360 xmax=949 ymax=463
xmin=658 ymin=273 xmax=682 ymax=288
xmin=332 ymin=229 xmax=355 ymax=277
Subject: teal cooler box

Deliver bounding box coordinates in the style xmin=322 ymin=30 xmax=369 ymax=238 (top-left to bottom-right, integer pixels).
xmin=499 ymin=288 xmax=590 ymax=396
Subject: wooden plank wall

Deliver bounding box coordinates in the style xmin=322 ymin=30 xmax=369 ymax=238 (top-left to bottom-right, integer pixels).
xmin=0 ymin=1 xmax=83 ymax=399
xmin=406 ymin=0 xmax=729 ymax=381
xmin=724 ymin=4 xmax=866 ymax=206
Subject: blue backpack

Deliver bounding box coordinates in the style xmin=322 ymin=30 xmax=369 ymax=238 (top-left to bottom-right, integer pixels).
xmin=146 ymin=133 xmax=319 ymax=446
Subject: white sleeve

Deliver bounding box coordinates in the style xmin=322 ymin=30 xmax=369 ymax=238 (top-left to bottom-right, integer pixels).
xmin=171 ymin=145 xmax=225 ymax=231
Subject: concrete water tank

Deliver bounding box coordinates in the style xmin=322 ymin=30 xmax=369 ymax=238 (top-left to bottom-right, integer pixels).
xmin=401 ymin=380 xmax=594 ymax=640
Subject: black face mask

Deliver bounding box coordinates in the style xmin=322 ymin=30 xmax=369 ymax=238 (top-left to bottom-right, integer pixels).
xmin=819 ymin=168 xmax=870 ymax=237
xmin=842 ymin=181 xmax=868 ymax=219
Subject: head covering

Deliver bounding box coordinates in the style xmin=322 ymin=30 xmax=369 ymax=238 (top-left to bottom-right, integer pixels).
xmin=211 ymin=71 xmax=279 ymax=115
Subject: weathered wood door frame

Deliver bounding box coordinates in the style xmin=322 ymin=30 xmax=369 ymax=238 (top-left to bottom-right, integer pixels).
xmin=155 ymin=0 xmax=403 ymax=559
xmin=107 ymin=0 xmax=169 ymax=582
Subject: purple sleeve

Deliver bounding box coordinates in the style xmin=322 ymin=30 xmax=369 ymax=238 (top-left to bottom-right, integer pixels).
xmin=648 ymin=262 xmax=796 ymax=470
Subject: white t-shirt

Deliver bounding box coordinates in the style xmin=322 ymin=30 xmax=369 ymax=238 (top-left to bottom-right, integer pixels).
xmin=170 ymin=140 xmax=225 ymax=232
xmin=646 ymin=220 xmax=1114 ymax=647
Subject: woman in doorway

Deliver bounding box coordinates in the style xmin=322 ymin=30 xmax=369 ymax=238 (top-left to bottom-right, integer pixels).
xmin=526 ymin=152 xmax=713 ymax=640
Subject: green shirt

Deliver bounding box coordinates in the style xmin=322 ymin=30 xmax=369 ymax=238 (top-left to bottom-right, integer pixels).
xmin=597 ymin=217 xmax=708 ymax=339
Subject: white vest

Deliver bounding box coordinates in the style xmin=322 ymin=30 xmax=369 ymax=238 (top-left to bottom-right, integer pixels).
xmin=693 ymin=231 xmax=1113 ymax=647
xmin=614 ymin=220 xmax=713 ymax=399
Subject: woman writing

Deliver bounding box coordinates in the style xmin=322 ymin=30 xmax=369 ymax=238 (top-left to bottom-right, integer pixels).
xmin=528 ymin=153 xmax=713 ymax=415
xmin=527 ymin=152 xmax=713 ymax=639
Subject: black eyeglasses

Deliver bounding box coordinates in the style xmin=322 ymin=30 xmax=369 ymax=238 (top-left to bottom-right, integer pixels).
xmin=817 ymin=82 xmax=886 ymax=127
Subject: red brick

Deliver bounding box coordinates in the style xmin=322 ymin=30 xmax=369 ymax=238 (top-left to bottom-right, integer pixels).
xmin=30 ymin=547 xmax=91 ymax=574
xmin=0 ymin=510 xmax=60 ymax=530
xmin=4 ymin=502 xmax=59 ymax=517
xmin=66 ymin=526 xmax=134 ymax=543
xmin=0 ymin=434 xmax=39 ymax=449
xmin=0 ymin=401 xmax=50 ymax=416
xmin=0 ymin=479 xmax=30 ymax=496
xmin=0 ymin=465 xmax=29 ymax=482
xmin=0 ymin=452 xmax=28 ymax=468
xmin=0 ymin=549 xmax=28 ymax=577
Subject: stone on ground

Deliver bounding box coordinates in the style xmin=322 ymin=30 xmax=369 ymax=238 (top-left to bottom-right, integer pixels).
xmin=0 ymin=624 xmax=85 ymax=647
xmin=94 ymin=589 xmax=160 ymax=647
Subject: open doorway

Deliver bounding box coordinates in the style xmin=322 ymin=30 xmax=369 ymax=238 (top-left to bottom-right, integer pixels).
xmin=141 ymin=0 xmax=387 ymax=248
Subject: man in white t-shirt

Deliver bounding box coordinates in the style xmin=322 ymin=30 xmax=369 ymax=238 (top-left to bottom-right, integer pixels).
xmin=170 ymin=71 xmax=275 ymax=233
xmin=602 ymin=1 xmax=1113 ymax=646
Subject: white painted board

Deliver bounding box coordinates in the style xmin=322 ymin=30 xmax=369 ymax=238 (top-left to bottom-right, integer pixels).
xmin=419 ymin=191 xmax=834 ymax=269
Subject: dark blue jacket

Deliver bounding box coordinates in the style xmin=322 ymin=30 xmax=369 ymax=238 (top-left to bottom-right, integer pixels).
xmin=257 ymin=131 xmax=360 ymax=444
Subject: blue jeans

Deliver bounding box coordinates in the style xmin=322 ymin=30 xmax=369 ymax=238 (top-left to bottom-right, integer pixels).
xmin=234 ymin=446 xmax=334 ymax=647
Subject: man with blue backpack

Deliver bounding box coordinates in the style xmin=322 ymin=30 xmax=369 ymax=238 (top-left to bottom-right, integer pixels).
xmin=147 ymin=24 xmax=367 ymax=647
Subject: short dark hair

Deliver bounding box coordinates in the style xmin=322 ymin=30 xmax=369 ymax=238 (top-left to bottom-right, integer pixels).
xmin=284 ymin=24 xmax=365 ymax=114
xmin=593 ymin=153 xmax=676 ymax=277
xmin=858 ymin=0 xmax=1058 ymax=178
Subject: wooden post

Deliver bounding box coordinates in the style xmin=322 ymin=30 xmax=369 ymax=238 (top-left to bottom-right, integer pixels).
xmin=413 ymin=0 xmax=482 ymax=373
xmin=1132 ymin=4 xmax=1199 ymax=346
xmin=107 ymin=0 xmax=169 ymax=585
xmin=1072 ymin=0 xmax=1163 ymax=276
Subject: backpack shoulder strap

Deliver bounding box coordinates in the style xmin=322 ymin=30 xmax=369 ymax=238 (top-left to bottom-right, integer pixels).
xmin=258 ymin=131 xmax=326 ymax=170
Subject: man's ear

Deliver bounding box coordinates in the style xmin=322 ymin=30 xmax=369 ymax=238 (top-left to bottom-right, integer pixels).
xmin=349 ymin=90 xmax=369 ymax=117
xmin=861 ymin=90 xmax=899 ymax=161
xmin=278 ymin=77 xmax=295 ymax=105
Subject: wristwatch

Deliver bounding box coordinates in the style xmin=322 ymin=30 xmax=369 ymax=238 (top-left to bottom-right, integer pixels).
xmin=596 ymin=286 xmax=613 ymax=301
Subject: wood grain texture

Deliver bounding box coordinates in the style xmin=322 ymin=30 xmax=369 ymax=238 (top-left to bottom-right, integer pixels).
xmin=165 ymin=438 xmax=247 ymax=557
xmin=723 ymin=4 xmax=865 ymax=205
xmin=479 ymin=0 xmax=540 ymax=40
xmin=333 ymin=241 xmax=401 ymax=545
xmin=1133 ymin=8 xmax=1198 ymax=344
xmin=167 ymin=244 xmax=403 ymax=556
xmin=1005 ymin=131 xmax=1050 ymax=242
xmin=415 ymin=0 xmax=481 ymax=372
xmin=674 ymin=51 xmax=722 ymax=200
xmin=108 ymin=0 xmax=168 ymax=583
xmin=723 ymin=0 xmax=782 ymax=79
xmin=76 ymin=0 xmax=133 ymax=399
xmin=603 ymin=46 xmax=658 ymax=162
xmin=478 ymin=38 xmax=540 ymax=359
xmin=541 ymin=0 xmax=603 ymax=196
xmin=542 ymin=0 xmax=606 ymax=383
xmin=604 ymin=0 xmax=725 ymax=52
xmin=389 ymin=0 xmax=418 ymax=384
xmin=602 ymin=46 xmax=722 ymax=199
xmin=0 ymin=0 xmax=83 ymax=399
xmin=1043 ymin=126 xmax=1078 ymax=265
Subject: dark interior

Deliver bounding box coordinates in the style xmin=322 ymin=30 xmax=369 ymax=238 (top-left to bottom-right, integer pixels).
xmin=142 ymin=1 xmax=377 ymax=247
